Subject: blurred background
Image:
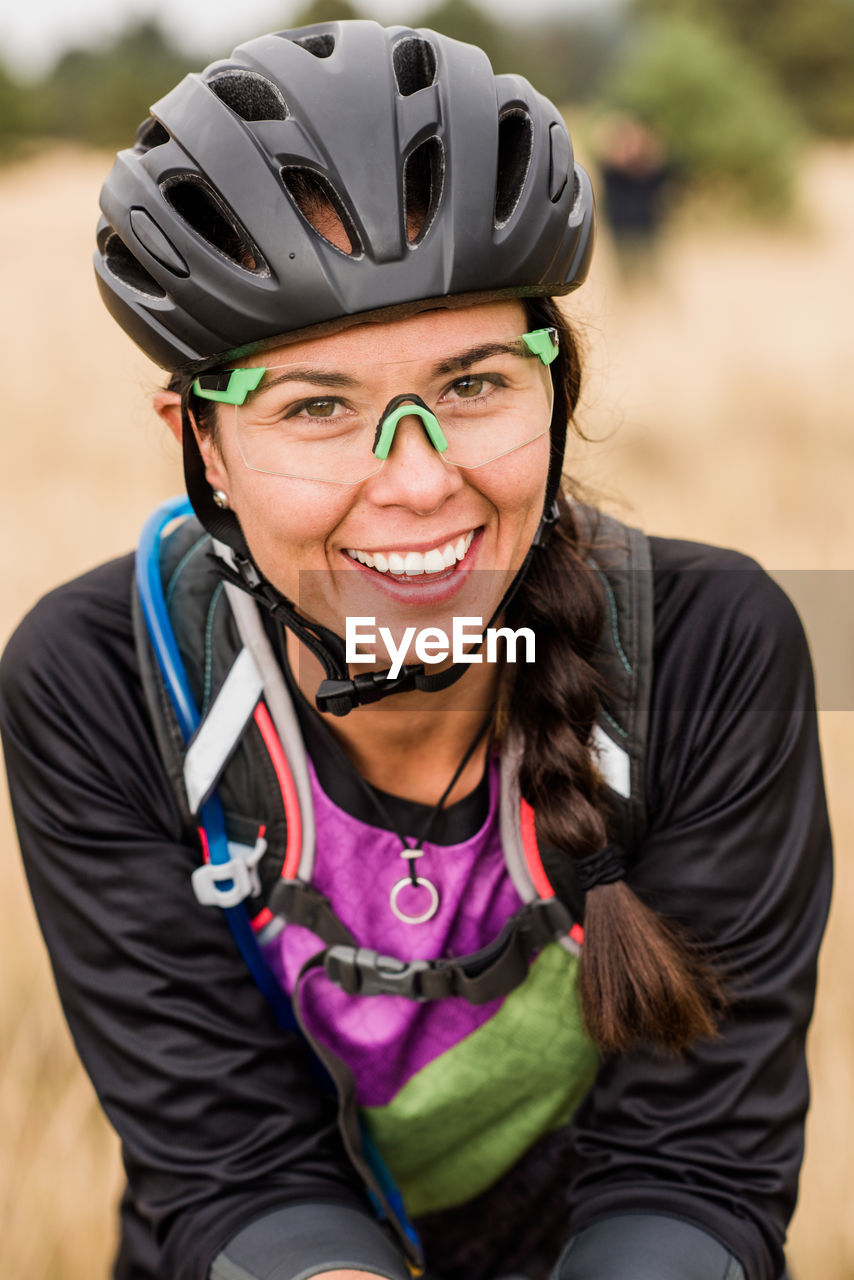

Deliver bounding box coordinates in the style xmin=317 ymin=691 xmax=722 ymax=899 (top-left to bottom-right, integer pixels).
xmin=1 ymin=0 xmax=852 ymax=1276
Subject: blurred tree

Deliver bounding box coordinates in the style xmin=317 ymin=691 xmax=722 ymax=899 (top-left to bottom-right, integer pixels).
xmin=518 ymin=14 xmax=624 ymax=106
xmin=286 ymin=0 xmax=363 ymax=26
xmin=411 ymin=0 xmax=510 ymax=69
xmin=632 ymin=0 xmax=854 ymax=136
xmin=40 ymin=20 xmax=197 ymax=148
xmin=599 ymin=14 xmax=804 ymax=215
xmin=410 ymin=0 xmax=622 ymax=103
xmin=0 ymin=61 xmax=38 ymax=158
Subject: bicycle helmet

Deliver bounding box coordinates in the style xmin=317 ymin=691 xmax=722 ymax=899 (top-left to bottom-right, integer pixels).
xmin=95 ymin=20 xmax=594 ymax=371
xmin=97 ymin=20 xmax=596 ymax=713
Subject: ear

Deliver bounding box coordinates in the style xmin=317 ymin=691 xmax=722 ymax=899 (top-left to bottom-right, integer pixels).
xmin=153 ymin=389 xmax=183 ymax=444
xmin=153 ymin=389 xmax=230 ymax=495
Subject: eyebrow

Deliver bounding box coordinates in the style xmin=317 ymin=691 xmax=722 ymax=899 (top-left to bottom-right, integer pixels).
xmin=254 ymin=339 xmax=526 ymax=394
xmin=433 ymin=340 xmax=524 ymax=376
xmin=260 ymin=368 xmax=360 ymax=392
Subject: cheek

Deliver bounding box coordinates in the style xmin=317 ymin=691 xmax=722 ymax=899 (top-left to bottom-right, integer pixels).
xmin=480 ymin=434 xmax=551 ymax=527
xmin=225 ymin=468 xmax=349 ymax=589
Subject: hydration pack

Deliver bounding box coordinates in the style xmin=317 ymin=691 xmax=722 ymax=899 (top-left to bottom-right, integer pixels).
xmin=132 ymin=497 xmax=653 ymax=1268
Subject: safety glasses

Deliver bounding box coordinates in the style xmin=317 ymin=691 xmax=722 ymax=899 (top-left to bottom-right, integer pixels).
xmin=193 ymin=328 xmax=558 ymax=485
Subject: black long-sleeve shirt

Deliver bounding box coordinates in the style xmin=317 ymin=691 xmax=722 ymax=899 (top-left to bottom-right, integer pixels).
xmin=0 ymin=535 xmax=832 ymax=1280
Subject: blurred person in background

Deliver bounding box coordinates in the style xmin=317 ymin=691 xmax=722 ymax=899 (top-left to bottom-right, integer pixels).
xmin=592 ymin=111 xmax=675 ymax=279
xmin=0 ymin=20 xmax=831 ymax=1280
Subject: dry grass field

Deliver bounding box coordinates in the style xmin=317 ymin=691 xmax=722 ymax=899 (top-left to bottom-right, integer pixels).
xmin=1 ymin=146 xmax=852 ymax=1278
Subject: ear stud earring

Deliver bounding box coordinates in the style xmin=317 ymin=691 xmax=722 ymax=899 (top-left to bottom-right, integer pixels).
xmin=211 ymin=489 xmax=230 ymax=509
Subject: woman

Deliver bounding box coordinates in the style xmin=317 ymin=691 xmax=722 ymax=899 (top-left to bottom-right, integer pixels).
xmin=0 ymin=20 xmax=831 ymax=1280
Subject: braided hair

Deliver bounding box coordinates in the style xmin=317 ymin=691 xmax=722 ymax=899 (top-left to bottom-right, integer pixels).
xmin=511 ymin=297 xmax=725 ymax=1056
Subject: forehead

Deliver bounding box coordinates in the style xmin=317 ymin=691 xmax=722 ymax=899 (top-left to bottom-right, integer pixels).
xmin=233 ymin=299 xmax=529 ymax=370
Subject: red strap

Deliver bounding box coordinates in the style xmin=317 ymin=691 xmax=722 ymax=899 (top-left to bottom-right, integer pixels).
xmin=253 ymin=701 xmax=302 ymax=880
xmin=252 ymin=906 xmax=274 ymax=932
xmin=519 ymin=798 xmax=585 ymax=946
xmin=519 ymin=796 xmax=554 ymax=899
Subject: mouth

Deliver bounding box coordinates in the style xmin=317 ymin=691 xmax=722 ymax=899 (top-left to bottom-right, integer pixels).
xmin=339 ymin=527 xmax=484 ymax=604
xmin=344 ymin=529 xmax=476 ymax=580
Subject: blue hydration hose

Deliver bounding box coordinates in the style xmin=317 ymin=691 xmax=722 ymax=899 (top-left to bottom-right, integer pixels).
xmin=136 ymin=496 xmax=297 ymax=1031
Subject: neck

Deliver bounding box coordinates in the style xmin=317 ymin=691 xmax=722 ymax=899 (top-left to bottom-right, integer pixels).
xmin=286 ymin=629 xmax=503 ymax=806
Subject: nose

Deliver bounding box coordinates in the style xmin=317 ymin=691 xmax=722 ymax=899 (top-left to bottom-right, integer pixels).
xmin=368 ymin=402 xmax=464 ymax=513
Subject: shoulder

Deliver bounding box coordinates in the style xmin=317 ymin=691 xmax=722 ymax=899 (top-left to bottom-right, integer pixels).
xmin=0 ymin=554 xmax=151 ymax=786
xmin=0 ymin=552 xmax=188 ymax=846
xmin=1 ymin=554 xmax=137 ymax=709
xmin=644 ymin=535 xmax=819 ymax=834
xmin=649 ymin=533 xmax=810 ymax=675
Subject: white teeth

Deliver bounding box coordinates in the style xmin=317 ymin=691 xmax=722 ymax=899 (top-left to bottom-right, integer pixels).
xmin=423 ymin=548 xmax=446 ymax=573
xmin=346 ymin=530 xmax=476 ymax=576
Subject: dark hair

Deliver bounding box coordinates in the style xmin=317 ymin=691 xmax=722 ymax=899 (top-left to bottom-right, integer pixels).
xmin=168 ymin=297 xmax=724 ymax=1056
xmin=508 ymin=296 xmax=725 ymax=1056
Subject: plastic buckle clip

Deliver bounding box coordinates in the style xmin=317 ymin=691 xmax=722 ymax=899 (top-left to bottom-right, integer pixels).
xmin=324 ymin=946 xmax=431 ymax=1000
xmin=191 ymin=835 xmax=267 ymax=909
xmin=315 ymin=667 xmax=421 ymax=717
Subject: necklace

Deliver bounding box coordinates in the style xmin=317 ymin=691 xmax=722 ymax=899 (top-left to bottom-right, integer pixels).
xmin=312 ymin=708 xmax=493 ymax=925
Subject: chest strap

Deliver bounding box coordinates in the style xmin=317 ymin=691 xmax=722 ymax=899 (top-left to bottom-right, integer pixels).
xmin=271 ymin=877 xmax=571 ymax=1005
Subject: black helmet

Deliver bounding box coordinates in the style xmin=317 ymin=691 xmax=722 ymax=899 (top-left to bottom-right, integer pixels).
xmin=95 ymin=19 xmax=594 ymax=371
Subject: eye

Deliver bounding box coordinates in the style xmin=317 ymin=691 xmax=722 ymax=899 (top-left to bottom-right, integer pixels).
xmin=289 ymin=397 xmax=343 ymax=419
xmin=444 ymin=374 xmax=500 ymax=402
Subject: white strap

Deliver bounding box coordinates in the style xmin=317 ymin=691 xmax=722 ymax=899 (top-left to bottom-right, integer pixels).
xmin=216 ymin=556 xmax=316 ymax=881
xmin=183 ymin=646 xmax=263 ymax=814
xmin=498 ymin=730 xmax=538 ymax=904
xmin=591 ymin=723 xmax=631 ymax=799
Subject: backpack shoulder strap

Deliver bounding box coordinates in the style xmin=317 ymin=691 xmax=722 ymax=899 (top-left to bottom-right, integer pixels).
xmin=575 ymin=502 xmax=653 ymax=855
xmin=525 ymin=504 xmax=653 ymax=911
xmin=132 ymin=504 xmax=312 ymax=923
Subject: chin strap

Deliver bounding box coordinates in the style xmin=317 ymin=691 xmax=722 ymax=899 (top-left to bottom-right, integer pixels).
xmin=182 ymin=379 xmax=563 ymax=717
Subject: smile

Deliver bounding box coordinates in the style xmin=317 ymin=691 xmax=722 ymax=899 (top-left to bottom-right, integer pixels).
xmin=345 ymin=530 xmax=476 ymax=577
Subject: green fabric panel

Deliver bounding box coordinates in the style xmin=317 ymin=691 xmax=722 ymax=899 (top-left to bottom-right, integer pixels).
xmin=362 ymin=942 xmax=598 ymax=1217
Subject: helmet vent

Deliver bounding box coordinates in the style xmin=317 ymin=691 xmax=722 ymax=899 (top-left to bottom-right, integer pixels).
xmin=570 ymin=170 xmax=582 ymax=214
xmin=162 ymin=175 xmax=268 ymax=273
xmin=101 ymin=231 xmax=167 ymax=298
xmin=135 ymin=118 xmax=170 ymax=153
xmin=393 ymin=37 xmax=437 ymax=97
xmin=281 ymin=167 xmax=361 ymax=256
xmin=207 ymin=70 xmax=288 ymax=122
xmin=403 ymin=137 xmax=444 ymax=245
xmin=494 ymin=110 xmax=533 ymax=228
xmin=290 ymin=32 xmax=335 ymax=59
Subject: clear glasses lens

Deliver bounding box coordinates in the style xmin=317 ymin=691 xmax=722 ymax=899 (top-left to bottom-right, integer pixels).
xmin=232 ymin=334 xmax=554 ymax=484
